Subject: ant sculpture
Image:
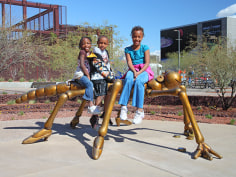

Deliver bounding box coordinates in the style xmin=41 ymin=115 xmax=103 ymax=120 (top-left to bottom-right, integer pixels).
xmin=16 ymin=71 xmax=222 ymax=160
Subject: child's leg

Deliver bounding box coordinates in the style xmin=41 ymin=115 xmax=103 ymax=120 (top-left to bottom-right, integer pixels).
xmin=95 ymin=96 xmax=104 ymax=107
xmin=76 ymin=76 xmax=94 ymax=106
xmin=75 ymin=77 xmax=100 ymax=115
xmin=118 ymin=70 xmax=134 ymax=106
xmin=132 ymin=71 xmax=149 ymax=109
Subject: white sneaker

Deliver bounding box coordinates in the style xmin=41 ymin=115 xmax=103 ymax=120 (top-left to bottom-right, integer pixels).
xmin=88 ymin=105 xmax=101 ymax=115
xmin=133 ymin=110 xmax=144 ymax=124
xmin=120 ymin=106 xmax=128 ymax=120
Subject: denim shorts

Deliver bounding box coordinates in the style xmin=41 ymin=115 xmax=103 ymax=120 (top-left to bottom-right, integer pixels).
xmin=92 ymin=79 xmax=108 ymax=98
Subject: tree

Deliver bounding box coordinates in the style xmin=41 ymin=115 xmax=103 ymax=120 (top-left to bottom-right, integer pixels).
xmin=205 ymin=41 xmax=236 ymax=110
xmin=45 ymin=23 xmax=126 ymax=80
xmin=163 ymin=37 xmax=236 ymax=110
xmin=0 ymin=28 xmax=45 ymax=79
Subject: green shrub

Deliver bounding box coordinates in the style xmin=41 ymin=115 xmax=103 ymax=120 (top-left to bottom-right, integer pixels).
xmin=205 ymin=114 xmax=213 ymax=119
xmin=44 ymin=100 xmax=50 ymax=104
xmin=18 ymin=111 xmax=24 ymax=116
xmin=77 ymin=99 xmax=82 ymax=104
xmin=2 ymin=91 xmax=7 ymax=95
xmin=8 ymin=79 xmax=13 ymax=82
xmin=230 ymin=119 xmax=235 ymax=125
xmin=0 ymin=77 xmax=5 ymax=81
xmin=150 ymin=111 xmax=156 ymax=115
xmin=36 ymin=78 xmax=44 ymax=82
xmin=209 ymin=106 xmax=216 ymax=110
xmin=7 ymin=100 xmax=16 ymax=105
xmin=29 ymin=100 xmax=36 ymax=104
xmin=29 ymin=79 xmax=34 ymax=82
xmin=197 ymin=106 xmax=202 ymax=110
xmin=177 ymin=111 xmax=183 ymax=116
xmin=19 ymin=77 xmax=25 ymax=82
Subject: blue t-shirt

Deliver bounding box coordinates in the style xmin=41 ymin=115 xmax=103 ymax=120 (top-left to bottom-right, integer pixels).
xmin=125 ymin=44 xmax=149 ymax=65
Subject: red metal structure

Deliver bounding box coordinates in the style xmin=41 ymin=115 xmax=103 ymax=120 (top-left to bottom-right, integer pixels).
xmin=0 ymin=0 xmax=113 ymax=81
xmin=0 ymin=0 xmax=66 ymax=36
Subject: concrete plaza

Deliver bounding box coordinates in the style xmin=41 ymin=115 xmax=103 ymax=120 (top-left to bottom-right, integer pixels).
xmin=0 ymin=117 xmax=235 ymax=177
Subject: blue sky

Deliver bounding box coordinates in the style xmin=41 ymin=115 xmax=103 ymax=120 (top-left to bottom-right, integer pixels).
xmin=21 ymin=1 xmax=236 ymax=55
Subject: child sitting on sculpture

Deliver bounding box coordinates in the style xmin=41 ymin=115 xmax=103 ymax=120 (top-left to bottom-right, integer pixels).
xmin=88 ymin=35 xmax=115 ymax=129
xmin=119 ymin=26 xmax=154 ymax=124
xmin=73 ymin=37 xmax=101 ymax=115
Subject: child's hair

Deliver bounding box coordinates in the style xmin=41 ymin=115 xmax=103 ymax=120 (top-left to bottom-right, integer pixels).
xmin=79 ymin=37 xmax=92 ymax=49
xmin=97 ymin=35 xmax=109 ymax=42
xmin=131 ymin=26 xmax=144 ymax=36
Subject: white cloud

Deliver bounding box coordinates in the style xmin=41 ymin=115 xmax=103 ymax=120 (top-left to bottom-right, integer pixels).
xmin=216 ymin=4 xmax=236 ymax=17
xmin=151 ymin=50 xmax=160 ymax=56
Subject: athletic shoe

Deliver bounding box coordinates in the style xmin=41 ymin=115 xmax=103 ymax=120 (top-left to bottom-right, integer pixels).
xmin=88 ymin=105 xmax=101 ymax=115
xmin=90 ymin=115 xmax=99 ymax=130
xmin=133 ymin=110 xmax=144 ymax=124
xmin=120 ymin=106 xmax=128 ymax=120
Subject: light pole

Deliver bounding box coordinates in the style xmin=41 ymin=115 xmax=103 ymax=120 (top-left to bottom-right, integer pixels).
xmin=174 ymin=29 xmax=181 ymax=73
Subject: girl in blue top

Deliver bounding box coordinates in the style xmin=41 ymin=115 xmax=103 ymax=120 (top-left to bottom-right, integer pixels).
xmin=119 ymin=26 xmax=154 ymax=124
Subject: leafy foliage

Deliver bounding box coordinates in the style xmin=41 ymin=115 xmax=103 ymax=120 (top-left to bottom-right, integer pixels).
xmin=44 ymin=23 xmax=126 ymax=80
xmin=0 ymin=29 xmax=45 ymax=77
xmin=163 ymin=36 xmax=236 ymax=110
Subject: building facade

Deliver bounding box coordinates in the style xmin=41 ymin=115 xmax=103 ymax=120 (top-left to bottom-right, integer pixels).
xmin=161 ymin=17 xmax=236 ymax=61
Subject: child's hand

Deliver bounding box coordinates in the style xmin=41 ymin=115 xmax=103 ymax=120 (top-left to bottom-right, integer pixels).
xmin=104 ymin=57 xmax=108 ymax=63
xmin=134 ymin=71 xmax=141 ymax=79
xmin=133 ymin=71 xmax=138 ymax=80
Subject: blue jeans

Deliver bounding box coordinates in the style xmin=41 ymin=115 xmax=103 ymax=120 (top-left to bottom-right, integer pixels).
xmin=118 ymin=70 xmax=149 ymax=108
xmin=76 ymin=76 xmax=94 ymax=101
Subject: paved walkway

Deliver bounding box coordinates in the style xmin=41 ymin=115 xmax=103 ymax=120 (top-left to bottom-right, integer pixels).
xmin=1 ymin=117 xmax=235 ymax=177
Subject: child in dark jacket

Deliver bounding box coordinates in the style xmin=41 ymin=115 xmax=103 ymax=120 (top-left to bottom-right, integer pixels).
xmin=88 ymin=35 xmax=114 ymax=129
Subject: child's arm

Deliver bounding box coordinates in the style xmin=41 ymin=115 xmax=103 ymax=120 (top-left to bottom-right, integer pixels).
xmin=126 ymin=53 xmax=138 ymax=78
xmin=126 ymin=53 xmax=136 ymax=73
xmin=79 ymin=51 xmax=90 ymax=79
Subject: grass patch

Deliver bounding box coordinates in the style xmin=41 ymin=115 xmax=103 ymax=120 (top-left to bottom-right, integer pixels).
xmin=29 ymin=100 xmax=36 ymax=104
xmin=177 ymin=111 xmax=183 ymax=116
xmin=197 ymin=106 xmax=202 ymax=110
xmin=150 ymin=111 xmax=156 ymax=115
xmin=18 ymin=111 xmax=24 ymax=116
xmin=44 ymin=100 xmax=50 ymax=104
xmin=7 ymin=100 xmax=16 ymax=105
xmin=230 ymin=119 xmax=235 ymax=125
xmin=77 ymin=99 xmax=82 ymax=104
xmin=205 ymin=114 xmax=213 ymax=119
xmin=19 ymin=77 xmax=25 ymax=82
